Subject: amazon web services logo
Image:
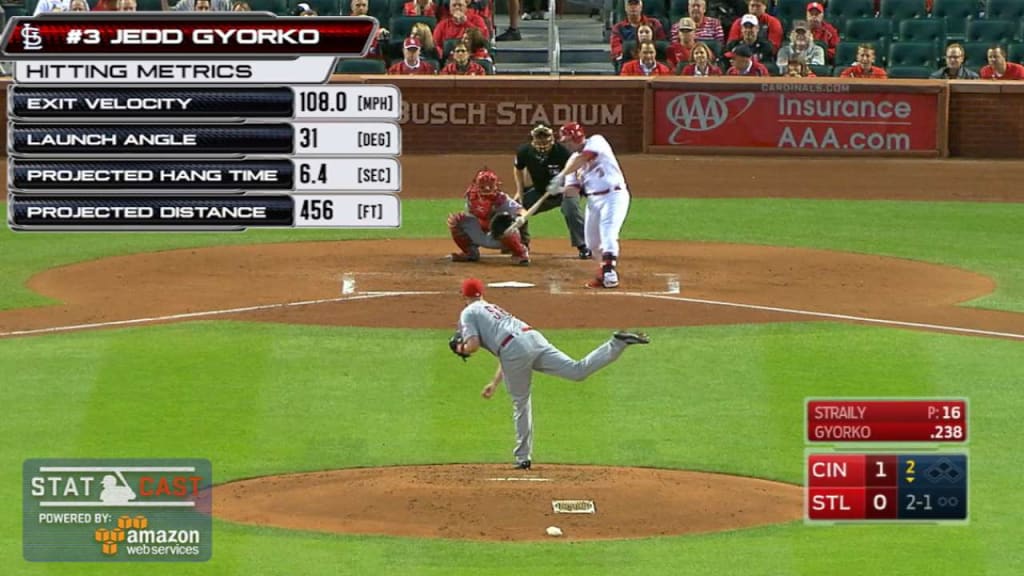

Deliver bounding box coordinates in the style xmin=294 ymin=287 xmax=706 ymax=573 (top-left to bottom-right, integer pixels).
xmin=664 ymin=92 xmax=755 ymax=143
xmin=23 ymin=459 xmax=211 ymax=562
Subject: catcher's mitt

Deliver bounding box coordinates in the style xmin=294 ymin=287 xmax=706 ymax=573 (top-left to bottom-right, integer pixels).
xmin=449 ymin=331 xmax=470 ymax=361
xmin=489 ymin=211 xmax=516 ymax=240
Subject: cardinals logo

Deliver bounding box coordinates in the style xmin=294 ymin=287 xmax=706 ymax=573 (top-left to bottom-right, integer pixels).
xmin=22 ymin=23 xmax=43 ymax=51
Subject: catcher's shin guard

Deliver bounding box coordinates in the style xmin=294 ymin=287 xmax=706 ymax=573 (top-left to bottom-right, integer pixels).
xmin=447 ymin=213 xmax=478 ymax=260
xmin=500 ymin=230 xmax=529 ymax=264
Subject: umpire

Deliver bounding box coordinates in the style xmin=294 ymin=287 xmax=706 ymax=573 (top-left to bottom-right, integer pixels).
xmin=513 ymin=122 xmax=592 ymax=260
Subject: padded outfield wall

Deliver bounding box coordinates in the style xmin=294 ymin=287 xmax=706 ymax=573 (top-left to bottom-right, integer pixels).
xmin=1 ymin=77 xmax=1021 ymax=157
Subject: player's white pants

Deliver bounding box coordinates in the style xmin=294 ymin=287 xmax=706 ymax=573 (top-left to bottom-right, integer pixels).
xmin=584 ymin=189 xmax=630 ymax=257
xmin=498 ymin=330 xmax=627 ymax=463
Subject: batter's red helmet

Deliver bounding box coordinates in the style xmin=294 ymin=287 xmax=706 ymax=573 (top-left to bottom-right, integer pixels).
xmin=559 ymin=122 xmax=586 ymax=143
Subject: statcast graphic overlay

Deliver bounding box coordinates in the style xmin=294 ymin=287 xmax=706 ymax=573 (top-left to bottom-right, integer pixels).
xmin=4 ymin=13 xmax=402 ymax=232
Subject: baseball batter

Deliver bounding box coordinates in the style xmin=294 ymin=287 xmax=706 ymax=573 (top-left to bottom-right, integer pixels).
xmin=450 ymin=278 xmax=650 ymax=469
xmin=512 ymin=122 xmax=591 ymax=259
xmin=553 ymin=122 xmax=631 ymax=288
xmin=447 ymin=168 xmax=531 ymax=265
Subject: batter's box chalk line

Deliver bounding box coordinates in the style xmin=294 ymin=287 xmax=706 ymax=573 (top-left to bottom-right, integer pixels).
xmin=653 ymin=273 xmax=681 ymax=294
xmin=552 ymin=500 xmax=596 ymax=514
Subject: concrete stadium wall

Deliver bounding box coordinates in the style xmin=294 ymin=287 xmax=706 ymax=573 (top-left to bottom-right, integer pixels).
xmin=0 ymin=77 xmax=1021 ymax=158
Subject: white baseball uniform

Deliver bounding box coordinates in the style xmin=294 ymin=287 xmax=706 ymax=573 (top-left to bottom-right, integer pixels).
xmin=459 ymin=298 xmax=631 ymax=464
xmin=565 ymin=135 xmax=630 ymax=287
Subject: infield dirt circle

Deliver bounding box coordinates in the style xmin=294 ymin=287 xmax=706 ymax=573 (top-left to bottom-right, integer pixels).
xmin=4 ymin=155 xmax=1023 ymax=541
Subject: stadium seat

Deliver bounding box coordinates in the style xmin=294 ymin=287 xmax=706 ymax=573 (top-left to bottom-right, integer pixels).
xmin=887 ymin=65 xmax=934 ymax=78
xmin=879 ymin=0 xmax=928 ymax=22
xmin=614 ymin=0 xmax=666 ymax=19
xmin=303 ymin=0 xmax=343 ymax=16
xmin=703 ymin=39 xmax=723 ymax=58
xmin=810 ymin=64 xmax=833 ymax=76
xmin=137 ymin=0 xmax=163 ymax=10
xmin=845 ymin=18 xmax=895 ymax=44
xmin=391 ymin=0 xmax=407 ymax=17
xmin=961 ymin=42 xmax=991 ymax=69
xmin=964 ymin=20 xmax=1017 ymax=46
xmin=669 ymin=0 xmax=687 ymax=21
xmin=655 ymin=40 xmax=670 ymax=62
xmin=776 ymin=0 xmax=809 ymax=29
xmin=338 ymin=0 xmax=391 ymax=20
xmin=3 ymin=4 xmax=25 ymax=18
xmin=835 ymin=39 xmax=890 ymax=66
xmin=643 ymin=0 xmax=666 ymax=18
xmin=832 ymin=65 xmax=848 ymax=76
xmin=985 ymin=0 xmax=1024 ymax=22
xmin=835 ymin=42 xmax=860 ymax=66
xmin=473 ymin=58 xmax=495 ymax=74
xmin=825 ymin=0 xmax=875 ymax=35
xmin=1009 ymin=43 xmax=1024 ymax=65
xmin=249 ymin=0 xmax=288 ymax=13
xmin=899 ymin=18 xmax=945 ymax=46
xmin=930 ymin=0 xmax=976 ymax=39
xmin=335 ymin=58 xmax=388 ymax=73
xmin=888 ymin=41 xmax=939 ymax=67
xmin=618 ymin=39 xmax=675 ymax=62
xmin=389 ymin=15 xmax=436 ymax=38
xmin=613 ymin=0 xmax=670 ymax=33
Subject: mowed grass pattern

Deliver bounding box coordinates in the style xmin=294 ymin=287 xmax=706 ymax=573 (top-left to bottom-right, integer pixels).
xmin=1 ymin=193 xmax=1022 ymax=575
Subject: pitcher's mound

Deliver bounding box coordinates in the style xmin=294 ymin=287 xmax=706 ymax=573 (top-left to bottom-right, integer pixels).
xmin=212 ymin=464 xmax=803 ymax=541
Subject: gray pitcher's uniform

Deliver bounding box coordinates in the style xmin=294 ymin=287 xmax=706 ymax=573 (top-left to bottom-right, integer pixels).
xmin=459 ymin=299 xmax=630 ymax=463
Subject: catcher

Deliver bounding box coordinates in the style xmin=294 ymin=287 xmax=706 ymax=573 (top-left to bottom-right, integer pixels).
xmin=448 ymin=168 xmax=531 ymax=266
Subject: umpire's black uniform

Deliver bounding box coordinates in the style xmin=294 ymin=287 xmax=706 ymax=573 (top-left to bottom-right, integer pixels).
xmin=514 ymin=139 xmax=588 ymax=256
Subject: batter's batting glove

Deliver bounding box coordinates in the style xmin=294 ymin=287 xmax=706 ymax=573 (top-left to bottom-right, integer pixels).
xmin=545 ymin=180 xmax=563 ymax=197
xmin=449 ymin=332 xmax=470 ymax=362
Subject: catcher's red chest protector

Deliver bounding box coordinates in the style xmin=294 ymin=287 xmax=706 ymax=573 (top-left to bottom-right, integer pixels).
xmin=466 ymin=188 xmax=508 ymax=231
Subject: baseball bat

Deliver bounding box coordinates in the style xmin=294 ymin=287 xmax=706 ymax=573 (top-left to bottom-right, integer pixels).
xmin=504 ymin=189 xmax=554 ymax=236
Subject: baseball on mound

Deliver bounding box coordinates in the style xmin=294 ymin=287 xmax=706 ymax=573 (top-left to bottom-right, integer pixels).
xmin=545 ymin=526 xmax=563 ymax=537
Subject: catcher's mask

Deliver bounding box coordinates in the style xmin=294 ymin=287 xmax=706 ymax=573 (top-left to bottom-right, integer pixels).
xmin=530 ymin=122 xmax=554 ymax=153
xmin=473 ymin=168 xmax=500 ymax=195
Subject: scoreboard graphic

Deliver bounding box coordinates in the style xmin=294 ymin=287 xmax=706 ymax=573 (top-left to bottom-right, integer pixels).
xmin=2 ymin=13 xmax=401 ymax=232
xmin=804 ymin=398 xmax=969 ymax=524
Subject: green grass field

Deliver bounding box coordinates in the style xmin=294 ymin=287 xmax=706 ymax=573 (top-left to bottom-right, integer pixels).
xmin=2 ymin=198 xmax=1023 ymax=575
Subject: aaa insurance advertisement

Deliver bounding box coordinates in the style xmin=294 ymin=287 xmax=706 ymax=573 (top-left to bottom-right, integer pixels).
xmin=653 ymin=84 xmax=940 ymax=153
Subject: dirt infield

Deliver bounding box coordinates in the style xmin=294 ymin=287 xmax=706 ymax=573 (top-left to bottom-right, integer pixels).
xmin=211 ymin=465 xmax=804 ymax=542
xmin=4 ymin=154 xmax=1022 ymax=540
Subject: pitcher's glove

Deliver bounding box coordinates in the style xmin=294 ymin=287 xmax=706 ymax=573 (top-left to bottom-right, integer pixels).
xmin=489 ymin=211 xmax=516 ymax=240
xmin=449 ymin=331 xmax=470 ymax=361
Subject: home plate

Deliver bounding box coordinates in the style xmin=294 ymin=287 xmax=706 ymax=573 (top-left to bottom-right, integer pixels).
xmin=487 ymin=281 xmax=535 ymax=288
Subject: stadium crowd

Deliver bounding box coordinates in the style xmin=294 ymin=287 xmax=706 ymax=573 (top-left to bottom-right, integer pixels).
xmin=610 ymin=0 xmax=1024 ymax=78
xmin=7 ymin=0 xmax=1024 ymax=78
